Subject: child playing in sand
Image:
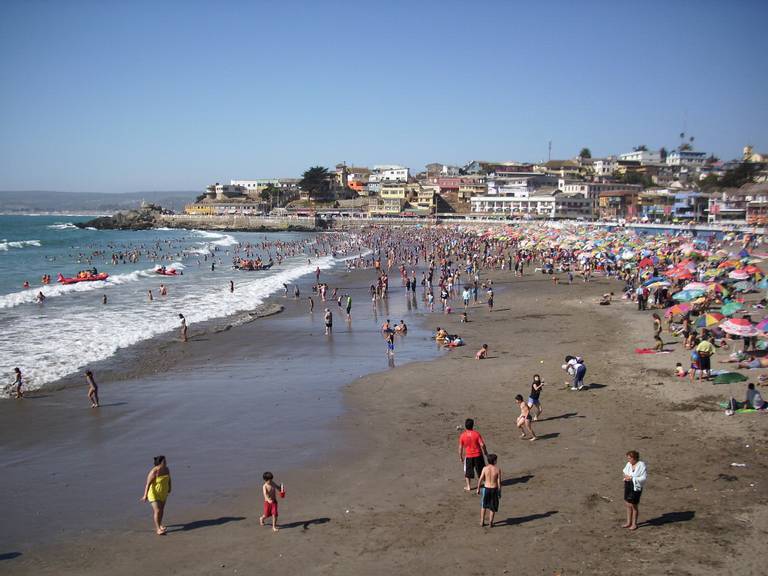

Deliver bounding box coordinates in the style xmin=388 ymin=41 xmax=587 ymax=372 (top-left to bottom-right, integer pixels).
xmin=461 ymin=312 xmax=469 ymax=323
xmin=259 ymin=471 xmax=283 ymax=532
xmin=515 ymin=395 xmax=537 ymax=441
xmin=476 ymin=344 xmax=488 ymax=360
xmin=675 ymin=362 xmax=687 ymax=377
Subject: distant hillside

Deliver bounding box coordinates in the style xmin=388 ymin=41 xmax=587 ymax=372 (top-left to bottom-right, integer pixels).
xmin=0 ymin=190 xmax=196 ymax=214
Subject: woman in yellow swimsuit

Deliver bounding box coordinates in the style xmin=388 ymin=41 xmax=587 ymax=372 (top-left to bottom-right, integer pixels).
xmin=141 ymin=455 xmax=171 ymax=535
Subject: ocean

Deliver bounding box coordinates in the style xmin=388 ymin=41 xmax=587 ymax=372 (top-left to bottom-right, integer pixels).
xmin=0 ymin=215 xmax=337 ymax=395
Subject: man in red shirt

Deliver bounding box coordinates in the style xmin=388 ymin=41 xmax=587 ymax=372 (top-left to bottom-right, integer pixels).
xmin=458 ymin=418 xmax=488 ymax=491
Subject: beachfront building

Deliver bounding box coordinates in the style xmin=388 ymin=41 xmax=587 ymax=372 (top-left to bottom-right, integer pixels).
xmin=203 ymin=183 xmax=246 ymax=201
xmin=558 ymin=181 xmax=643 ymax=215
xmin=637 ymin=189 xmax=676 ymax=221
xmin=368 ymin=181 xmax=409 ymax=215
xmin=469 ymin=190 xmax=591 ymax=219
xmin=709 ymin=183 xmax=768 ymax=225
xmin=334 ymin=164 xmax=371 ymax=194
xmin=534 ymin=160 xmax=582 ymax=179
xmin=597 ymin=190 xmax=640 ymax=220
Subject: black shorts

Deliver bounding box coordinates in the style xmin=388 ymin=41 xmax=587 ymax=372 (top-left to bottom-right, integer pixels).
xmin=624 ymin=480 xmax=642 ymax=504
xmin=481 ymin=487 xmax=500 ymax=512
xmin=464 ymin=455 xmax=485 ymax=479
xmin=699 ymin=355 xmax=711 ymax=371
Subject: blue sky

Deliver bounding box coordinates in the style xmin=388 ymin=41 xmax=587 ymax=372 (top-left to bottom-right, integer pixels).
xmin=1 ymin=0 xmax=766 ymax=192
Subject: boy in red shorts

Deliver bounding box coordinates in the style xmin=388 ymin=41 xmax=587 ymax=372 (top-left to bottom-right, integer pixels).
xmin=259 ymin=471 xmax=282 ymax=532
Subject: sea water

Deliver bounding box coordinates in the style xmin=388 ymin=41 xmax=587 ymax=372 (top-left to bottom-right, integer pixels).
xmin=0 ymin=215 xmax=339 ymax=395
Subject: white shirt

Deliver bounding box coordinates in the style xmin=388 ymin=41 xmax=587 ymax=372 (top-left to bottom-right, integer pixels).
xmin=623 ymin=460 xmax=647 ymax=492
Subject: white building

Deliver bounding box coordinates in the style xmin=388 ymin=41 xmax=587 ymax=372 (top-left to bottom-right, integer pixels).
xmin=666 ymin=150 xmax=707 ymax=166
xmin=485 ymin=173 xmax=558 ymax=198
xmin=593 ymin=158 xmax=618 ymax=177
xmin=369 ymin=165 xmax=409 ymax=184
xmin=470 ymin=191 xmax=592 ymax=218
xmin=619 ymin=150 xmax=661 ymax=164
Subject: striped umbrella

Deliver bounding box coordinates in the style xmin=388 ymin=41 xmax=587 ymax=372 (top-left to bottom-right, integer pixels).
xmin=721 ymin=318 xmax=758 ymax=337
xmin=729 ymin=270 xmax=751 ymax=280
xmin=695 ymin=312 xmax=724 ymax=328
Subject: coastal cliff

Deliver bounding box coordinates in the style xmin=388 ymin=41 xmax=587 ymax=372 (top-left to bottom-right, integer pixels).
xmin=78 ymin=207 xmax=322 ymax=232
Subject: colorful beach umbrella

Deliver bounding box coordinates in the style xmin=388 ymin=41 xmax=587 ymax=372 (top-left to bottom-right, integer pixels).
xmin=665 ymin=303 xmax=691 ymax=318
xmin=682 ymin=282 xmax=708 ymax=291
xmin=673 ymin=290 xmax=705 ymax=301
xmin=732 ymin=281 xmax=756 ymax=292
xmin=721 ymin=302 xmax=744 ymax=316
xmin=757 ymin=278 xmax=768 ymax=290
xmin=756 ymin=317 xmax=768 ymax=332
xmin=721 ymin=318 xmax=758 ymax=337
xmin=728 ymin=270 xmax=751 ymax=280
xmin=695 ymin=312 xmax=724 ymax=328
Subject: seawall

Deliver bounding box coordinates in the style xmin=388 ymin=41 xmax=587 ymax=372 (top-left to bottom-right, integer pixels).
xmin=159 ymin=214 xmax=321 ymax=231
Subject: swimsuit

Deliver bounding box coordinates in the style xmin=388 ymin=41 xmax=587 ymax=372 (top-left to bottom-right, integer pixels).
xmin=481 ymin=487 xmax=500 ymax=512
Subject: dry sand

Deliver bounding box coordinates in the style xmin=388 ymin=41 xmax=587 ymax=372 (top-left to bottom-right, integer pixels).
xmin=3 ymin=270 xmax=767 ymax=576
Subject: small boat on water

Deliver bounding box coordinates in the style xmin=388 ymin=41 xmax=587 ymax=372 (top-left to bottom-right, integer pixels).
xmin=57 ymin=272 xmax=109 ymax=284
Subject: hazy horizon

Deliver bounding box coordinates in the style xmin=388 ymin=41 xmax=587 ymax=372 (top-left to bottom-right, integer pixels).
xmin=2 ymin=0 xmax=767 ymax=192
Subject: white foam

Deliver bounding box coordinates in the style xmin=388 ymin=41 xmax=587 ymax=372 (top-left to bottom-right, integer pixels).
xmin=193 ymin=229 xmax=239 ymax=247
xmin=0 ymin=268 xmax=155 ymax=309
xmin=0 ymin=256 xmax=336 ymax=396
xmin=47 ymin=223 xmax=78 ymax=230
xmin=0 ymin=239 xmax=42 ymax=251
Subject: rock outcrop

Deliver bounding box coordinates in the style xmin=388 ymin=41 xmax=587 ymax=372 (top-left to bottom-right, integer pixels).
xmin=77 ymin=203 xmax=169 ymax=230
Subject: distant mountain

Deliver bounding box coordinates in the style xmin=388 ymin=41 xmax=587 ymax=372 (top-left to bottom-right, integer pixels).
xmin=0 ymin=190 xmax=196 ymax=214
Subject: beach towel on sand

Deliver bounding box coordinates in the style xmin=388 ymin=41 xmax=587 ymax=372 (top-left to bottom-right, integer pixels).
xmin=635 ymin=348 xmax=672 ymax=355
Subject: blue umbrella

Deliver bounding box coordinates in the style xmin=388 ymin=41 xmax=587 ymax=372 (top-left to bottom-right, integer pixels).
xmin=673 ymin=289 xmax=705 ymax=301
xmin=642 ymin=276 xmax=666 ymax=287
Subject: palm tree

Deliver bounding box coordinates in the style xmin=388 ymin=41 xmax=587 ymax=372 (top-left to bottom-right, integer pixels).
xmin=300 ymin=166 xmax=330 ymax=200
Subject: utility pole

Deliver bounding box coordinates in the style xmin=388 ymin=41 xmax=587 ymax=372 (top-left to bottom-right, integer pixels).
xmin=548 ymin=141 xmax=552 ymax=162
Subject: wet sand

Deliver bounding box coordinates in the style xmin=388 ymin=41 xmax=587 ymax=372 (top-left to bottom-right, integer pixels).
xmin=3 ymin=269 xmax=768 ymax=575
xmin=0 ymin=268 xmax=441 ymax=551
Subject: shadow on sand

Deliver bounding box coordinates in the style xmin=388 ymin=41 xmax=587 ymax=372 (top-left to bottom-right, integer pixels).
xmin=0 ymin=553 xmax=21 ymax=561
xmin=495 ymin=510 xmax=558 ymax=527
xmin=501 ymin=474 xmax=533 ymax=487
xmin=278 ymin=517 xmax=331 ymax=530
xmin=641 ymin=510 xmax=695 ymax=527
xmin=538 ymin=412 xmax=580 ymax=422
xmin=167 ymin=516 xmax=246 ymax=532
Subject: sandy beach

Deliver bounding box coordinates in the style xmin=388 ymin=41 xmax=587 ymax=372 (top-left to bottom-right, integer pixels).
xmin=3 ymin=263 xmax=767 ymax=576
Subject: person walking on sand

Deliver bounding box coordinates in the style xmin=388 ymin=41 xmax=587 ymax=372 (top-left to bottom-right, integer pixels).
xmin=179 ymin=313 xmax=188 ymax=342
xmin=477 ymin=453 xmax=502 ymax=527
xmin=695 ymin=336 xmax=715 ymax=381
xmin=141 ymin=455 xmax=171 ymax=535
xmin=652 ymin=313 xmax=663 ymax=351
xmin=11 ymin=367 xmax=23 ymax=399
xmin=324 ymin=308 xmax=333 ymax=335
xmin=515 ymin=394 xmax=537 ymax=440
xmin=308 ymin=296 xmax=314 ymax=313
xmin=458 ymin=418 xmax=488 ymax=491
xmin=622 ymin=450 xmax=647 ymax=531
xmin=85 ymin=370 xmax=99 ymax=408
xmin=528 ymin=374 xmax=544 ymax=420
xmin=259 ymin=471 xmax=283 ymax=532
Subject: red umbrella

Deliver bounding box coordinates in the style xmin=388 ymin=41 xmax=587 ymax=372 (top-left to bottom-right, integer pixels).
xmin=638 ymin=257 xmax=654 ymax=268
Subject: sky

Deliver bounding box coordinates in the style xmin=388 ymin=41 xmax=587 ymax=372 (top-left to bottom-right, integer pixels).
xmin=1 ymin=0 xmax=766 ymax=193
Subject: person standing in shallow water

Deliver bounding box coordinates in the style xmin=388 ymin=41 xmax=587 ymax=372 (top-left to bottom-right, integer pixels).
xmin=179 ymin=313 xmax=188 ymax=342
xmin=141 ymin=455 xmax=171 ymax=535
xmin=622 ymin=450 xmax=647 ymax=531
xmin=85 ymin=370 xmax=99 ymax=408
xmin=12 ymin=367 xmax=23 ymax=399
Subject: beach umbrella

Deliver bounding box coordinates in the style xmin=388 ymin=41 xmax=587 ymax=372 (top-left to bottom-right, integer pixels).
xmin=696 ymin=312 xmax=724 ymax=328
xmin=682 ymin=282 xmax=708 ymax=291
xmin=756 ymin=317 xmax=768 ymax=332
xmin=757 ymin=278 xmax=768 ymax=290
xmin=665 ymin=303 xmax=691 ymax=318
xmin=728 ymin=270 xmax=751 ymax=280
xmin=733 ymin=281 xmax=756 ymax=292
xmin=721 ymin=302 xmax=744 ymax=316
xmin=641 ymin=276 xmax=666 ymax=287
xmin=638 ymin=257 xmax=655 ymax=268
xmin=719 ymin=260 xmax=740 ymax=269
xmin=721 ymin=318 xmax=759 ymax=337
xmin=673 ymin=290 xmax=705 ymax=301
xmin=713 ymin=372 xmax=749 ymax=384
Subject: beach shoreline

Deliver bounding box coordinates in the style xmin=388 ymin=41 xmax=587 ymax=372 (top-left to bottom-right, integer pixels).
xmin=4 ymin=264 xmax=767 ymax=575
